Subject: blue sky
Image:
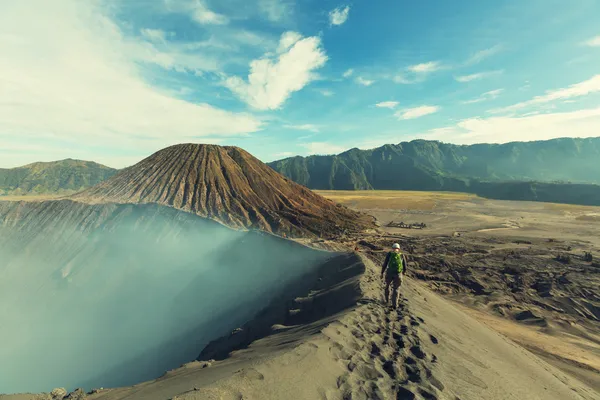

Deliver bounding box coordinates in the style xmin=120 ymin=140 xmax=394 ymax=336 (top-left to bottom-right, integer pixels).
xmin=1 ymin=0 xmax=600 ymax=168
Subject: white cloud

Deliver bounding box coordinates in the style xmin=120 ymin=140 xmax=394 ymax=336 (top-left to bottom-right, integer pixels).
xmin=329 ymin=6 xmax=350 ymax=26
xmin=283 ymin=124 xmax=320 ymax=132
xmin=273 ymin=151 xmax=294 ymax=158
xmin=519 ymin=81 xmax=531 ymax=91
xmin=140 ymin=29 xmax=174 ymax=43
xmin=224 ymin=32 xmax=327 ymax=110
xmin=342 ymin=68 xmax=354 ymax=78
xmin=393 ymin=61 xmax=444 ymax=84
xmin=583 ymin=35 xmax=600 ymax=47
xmin=393 ymin=73 xmax=415 ymax=84
xmin=0 ymin=0 xmax=261 ymax=166
xmin=455 ymin=70 xmax=503 ymax=82
xmin=277 ymin=31 xmax=302 ymax=53
xmin=259 ymin=0 xmax=294 ymax=22
xmin=491 ymin=75 xmax=600 ymax=114
xmin=461 ymin=89 xmax=504 ymax=104
xmin=407 ymin=61 xmax=441 ymax=74
xmin=191 ymin=2 xmax=228 ymax=25
xmin=395 ymin=105 xmax=440 ymax=120
xmin=465 ymin=45 xmax=503 ymax=65
xmin=356 ymin=77 xmax=375 ymax=86
xmin=419 ymin=107 xmax=600 ymax=144
xmin=318 ymin=89 xmax=334 ymax=97
xmin=376 ymin=101 xmax=399 ymax=109
xmin=482 ymin=89 xmax=504 ymax=97
xmin=301 ymin=142 xmax=346 ymax=155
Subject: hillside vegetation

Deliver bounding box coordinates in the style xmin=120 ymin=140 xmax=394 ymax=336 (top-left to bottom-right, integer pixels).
xmin=269 ymin=137 xmax=600 ymax=206
xmin=0 ymin=159 xmax=117 ymax=196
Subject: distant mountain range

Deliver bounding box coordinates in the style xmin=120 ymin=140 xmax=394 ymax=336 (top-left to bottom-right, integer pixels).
xmin=268 ymin=137 xmax=600 ymax=206
xmin=0 ymin=159 xmax=117 ymax=196
xmin=269 ymin=137 xmax=600 ymax=189
xmin=2 ymin=137 xmax=600 ymax=206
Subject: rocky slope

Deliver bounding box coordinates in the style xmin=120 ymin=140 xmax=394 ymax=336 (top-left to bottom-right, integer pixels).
xmin=74 ymin=144 xmax=375 ymax=237
xmin=0 ymin=159 xmax=116 ymax=196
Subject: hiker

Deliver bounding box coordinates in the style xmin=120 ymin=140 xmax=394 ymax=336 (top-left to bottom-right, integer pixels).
xmin=381 ymin=243 xmax=408 ymax=308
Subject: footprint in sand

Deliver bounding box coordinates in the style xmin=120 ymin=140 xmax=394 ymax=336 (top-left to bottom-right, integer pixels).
xmin=419 ymin=388 xmax=439 ymax=400
xmin=429 ymin=375 xmax=445 ymax=391
xmin=382 ymin=360 xmax=397 ymax=379
xmin=394 ymin=334 xmax=406 ymax=349
xmin=405 ymin=364 xmax=422 ymax=383
xmin=352 ymin=329 xmax=365 ymax=340
xmin=429 ymin=334 xmax=439 ymax=344
xmin=370 ymin=342 xmax=382 ymax=357
xmin=329 ymin=342 xmax=353 ymax=361
xmin=346 ymin=339 xmax=363 ymax=351
xmin=235 ymin=368 xmax=265 ymax=381
xmin=410 ymin=346 xmax=426 ymax=360
xmin=404 ymin=356 xmax=417 ymax=365
xmin=396 ymin=386 xmax=416 ymax=399
xmin=354 ymin=362 xmax=382 ymax=380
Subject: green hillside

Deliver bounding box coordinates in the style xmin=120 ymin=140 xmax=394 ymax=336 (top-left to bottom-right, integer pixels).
xmin=268 ymin=137 xmax=600 ymax=206
xmin=0 ymin=159 xmax=117 ymax=196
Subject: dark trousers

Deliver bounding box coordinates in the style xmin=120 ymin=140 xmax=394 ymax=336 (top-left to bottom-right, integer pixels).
xmin=384 ymin=274 xmax=403 ymax=307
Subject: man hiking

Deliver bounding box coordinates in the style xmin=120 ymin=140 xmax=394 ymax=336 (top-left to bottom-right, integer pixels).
xmin=381 ymin=243 xmax=408 ymax=308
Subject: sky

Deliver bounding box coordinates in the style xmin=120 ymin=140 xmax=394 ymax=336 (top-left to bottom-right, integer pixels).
xmin=1 ymin=0 xmax=600 ymax=168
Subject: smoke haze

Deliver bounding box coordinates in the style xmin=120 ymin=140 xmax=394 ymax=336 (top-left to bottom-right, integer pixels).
xmin=0 ymin=201 xmax=332 ymax=393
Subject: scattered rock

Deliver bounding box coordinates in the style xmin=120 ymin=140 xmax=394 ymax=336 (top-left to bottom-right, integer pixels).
xmin=513 ymin=240 xmax=532 ymax=245
xmin=64 ymin=388 xmax=86 ymax=400
xmin=199 ymin=359 xmax=215 ymax=368
xmin=555 ymin=254 xmax=571 ymax=264
xmin=50 ymin=388 xmax=67 ymax=399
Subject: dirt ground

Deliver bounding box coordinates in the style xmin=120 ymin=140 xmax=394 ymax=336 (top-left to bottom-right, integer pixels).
xmin=317 ymin=190 xmax=600 ymax=390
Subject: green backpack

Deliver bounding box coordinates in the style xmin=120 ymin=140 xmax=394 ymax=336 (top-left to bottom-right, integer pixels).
xmin=388 ymin=252 xmax=404 ymax=275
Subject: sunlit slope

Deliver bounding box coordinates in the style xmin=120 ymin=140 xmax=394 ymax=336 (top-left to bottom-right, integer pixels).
xmin=0 ymin=200 xmax=335 ymax=393
xmin=74 ymin=144 xmax=375 ymax=237
xmin=269 ymin=137 xmax=600 ymax=188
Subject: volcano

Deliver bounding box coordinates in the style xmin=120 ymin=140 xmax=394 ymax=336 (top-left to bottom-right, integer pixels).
xmin=74 ymin=144 xmax=375 ymax=237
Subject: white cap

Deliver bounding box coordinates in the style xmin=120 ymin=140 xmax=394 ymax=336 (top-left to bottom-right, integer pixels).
xmin=392 ymin=243 xmax=400 ymax=249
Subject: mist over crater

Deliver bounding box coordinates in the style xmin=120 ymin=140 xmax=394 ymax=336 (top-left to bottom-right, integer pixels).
xmin=0 ymin=200 xmax=333 ymax=393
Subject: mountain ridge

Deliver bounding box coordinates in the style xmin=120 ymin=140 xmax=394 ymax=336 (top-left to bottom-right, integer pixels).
xmin=0 ymin=159 xmax=117 ymax=196
xmin=269 ymin=137 xmax=600 ymax=188
xmin=268 ymin=137 xmax=600 ymax=206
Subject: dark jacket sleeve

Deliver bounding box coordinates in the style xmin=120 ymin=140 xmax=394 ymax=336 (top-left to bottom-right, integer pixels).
xmin=402 ymin=254 xmax=408 ymax=274
xmin=381 ymin=252 xmax=391 ymax=275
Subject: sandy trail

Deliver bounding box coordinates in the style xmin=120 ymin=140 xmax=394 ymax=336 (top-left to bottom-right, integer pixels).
xmin=171 ymin=254 xmax=598 ymax=400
